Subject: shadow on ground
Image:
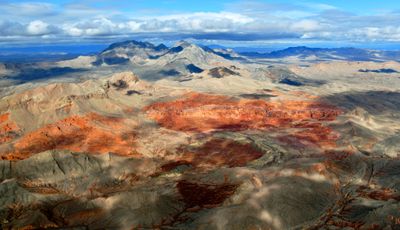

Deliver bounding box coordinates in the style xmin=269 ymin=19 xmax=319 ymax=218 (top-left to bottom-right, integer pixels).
xmin=8 ymin=67 xmax=87 ymax=84
xmin=320 ymin=91 xmax=400 ymax=115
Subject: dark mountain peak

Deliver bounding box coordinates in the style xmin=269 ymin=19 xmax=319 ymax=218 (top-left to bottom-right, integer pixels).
xmin=155 ymin=43 xmax=168 ymax=51
xmin=102 ymin=40 xmax=160 ymax=53
xmin=96 ymin=39 xmax=242 ymax=65
xmin=95 ymin=40 xmax=170 ymax=66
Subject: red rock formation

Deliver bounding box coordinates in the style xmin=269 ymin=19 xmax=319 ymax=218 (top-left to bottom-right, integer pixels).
xmin=60 ymin=208 xmax=104 ymax=226
xmin=183 ymin=139 xmax=263 ymax=168
xmin=177 ymin=180 xmax=239 ymax=208
xmin=2 ymin=113 xmax=138 ymax=160
xmin=324 ymin=150 xmax=353 ymax=161
xmin=145 ymin=93 xmax=341 ymax=131
xmin=357 ymin=186 xmax=400 ymax=201
xmin=145 ymin=92 xmax=342 ymax=148
xmin=0 ymin=113 xmax=20 ymax=144
xmin=159 ymin=139 xmax=264 ymax=172
xmin=279 ymin=123 xmax=340 ymax=149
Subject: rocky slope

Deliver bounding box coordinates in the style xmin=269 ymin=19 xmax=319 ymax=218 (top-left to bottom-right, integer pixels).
xmin=0 ymin=67 xmax=399 ymax=229
xmin=93 ymin=40 xmax=169 ymax=65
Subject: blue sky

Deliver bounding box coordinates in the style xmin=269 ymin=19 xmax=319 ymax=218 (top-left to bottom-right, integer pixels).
xmin=8 ymin=0 xmax=398 ymax=14
xmin=1 ymin=0 xmax=400 ymax=48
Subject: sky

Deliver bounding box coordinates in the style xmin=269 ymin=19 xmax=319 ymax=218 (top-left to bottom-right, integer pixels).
xmin=1 ymin=0 xmax=400 ymax=49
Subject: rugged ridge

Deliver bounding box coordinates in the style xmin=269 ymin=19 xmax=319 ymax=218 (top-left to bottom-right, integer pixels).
xmin=93 ymin=40 xmax=169 ymax=65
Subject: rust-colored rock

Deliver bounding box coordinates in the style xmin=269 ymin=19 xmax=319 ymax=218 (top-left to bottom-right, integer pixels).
xmin=63 ymin=208 xmax=105 ymax=226
xmin=0 ymin=113 xmax=20 ymax=144
xmin=279 ymin=123 xmax=340 ymax=149
xmin=324 ymin=150 xmax=353 ymax=161
xmin=182 ymin=139 xmax=263 ymax=168
xmin=145 ymin=93 xmax=342 ymax=148
xmin=145 ymin=93 xmax=341 ymax=132
xmin=3 ymin=113 xmax=138 ymax=160
xmin=357 ymin=186 xmax=400 ymax=201
xmin=160 ymin=139 xmax=264 ymax=171
xmin=177 ymin=180 xmax=239 ymax=208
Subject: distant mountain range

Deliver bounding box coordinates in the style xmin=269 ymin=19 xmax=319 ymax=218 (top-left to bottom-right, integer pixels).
xmin=1 ymin=41 xmax=399 ymax=65
xmin=240 ymin=46 xmax=400 ymax=62
xmin=93 ymin=40 xmax=242 ymax=66
xmin=95 ymin=41 xmax=400 ymax=64
xmin=88 ymin=40 xmax=246 ymax=79
xmin=2 ymin=40 xmax=400 ymax=85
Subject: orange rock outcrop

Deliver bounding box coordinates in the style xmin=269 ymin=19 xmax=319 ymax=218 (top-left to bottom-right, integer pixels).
xmin=0 ymin=113 xmax=20 ymax=144
xmin=145 ymin=93 xmax=342 ymax=148
xmin=2 ymin=113 xmax=138 ymax=160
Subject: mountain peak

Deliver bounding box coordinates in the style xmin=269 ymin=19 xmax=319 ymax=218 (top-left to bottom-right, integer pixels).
xmin=173 ymin=40 xmax=193 ymax=48
xmin=155 ymin=43 xmax=168 ymax=51
xmin=94 ymin=40 xmax=169 ymax=66
xmin=165 ymin=41 xmax=201 ymax=55
xmin=102 ymin=40 xmax=157 ymax=53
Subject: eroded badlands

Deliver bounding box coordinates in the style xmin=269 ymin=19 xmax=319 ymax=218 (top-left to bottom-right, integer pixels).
xmin=0 ymin=70 xmax=399 ymax=229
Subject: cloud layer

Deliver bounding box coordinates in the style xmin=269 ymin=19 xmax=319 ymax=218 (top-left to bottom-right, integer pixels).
xmin=1 ymin=1 xmax=400 ymax=45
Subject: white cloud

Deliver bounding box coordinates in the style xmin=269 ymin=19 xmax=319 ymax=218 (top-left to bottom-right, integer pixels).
xmin=126 ymin=12 xmax=254 ymax=33
xmin=155 ymin=12 xmax=254 ymax=24
xmin=61 ymin=12 xmax=254 ymax=36
xmin=27 ymin=20 xmax=53 ymax=35
xmin=291 ymin=20 xmax=323 ymax=32
xmin=1 ymin=1 xmax=400 ymax=44
xmin=348 ymin=26 xmax=400 ymax=41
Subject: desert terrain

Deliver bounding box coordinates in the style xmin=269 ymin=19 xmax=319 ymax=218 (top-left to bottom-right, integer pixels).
xmin=0 ymin=40 xmax=399 ymax=229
